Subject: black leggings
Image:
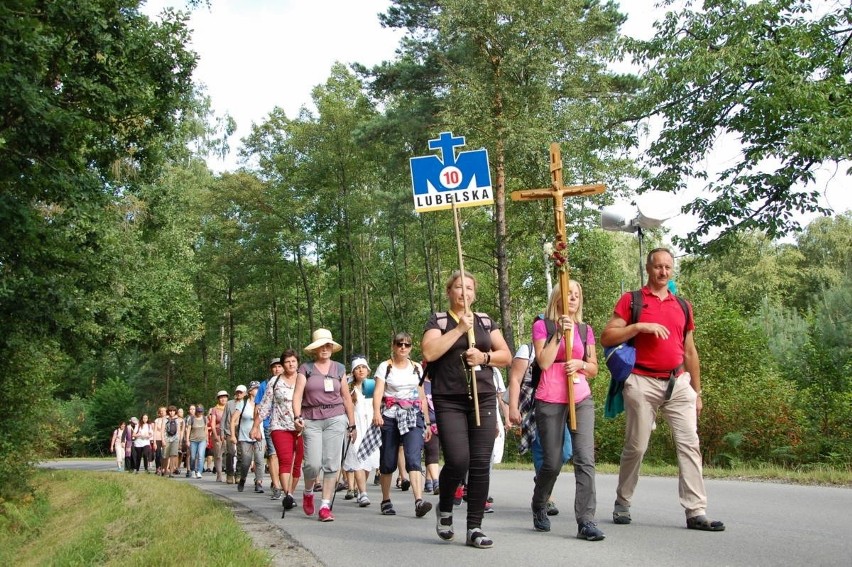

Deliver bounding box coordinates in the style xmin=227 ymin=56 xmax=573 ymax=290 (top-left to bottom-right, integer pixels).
xmin=132 ymin=445 xmax=152 ymax=472
xmin=424 ymin=429 xmax=441 ymax=466
xmin=434 ymin=393 xmax=496 ymax=530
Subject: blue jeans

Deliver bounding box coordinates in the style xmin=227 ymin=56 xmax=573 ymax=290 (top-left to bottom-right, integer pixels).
xmin=190 ymin=440 xmax=207 ymax=474
xmin=379 ymin=414 xmax=425 ymax=474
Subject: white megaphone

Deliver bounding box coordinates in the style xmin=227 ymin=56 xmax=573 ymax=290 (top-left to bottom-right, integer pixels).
xmin=601 ymin=208 xmax=638 ymax=233
xmin=600 ymin=191 xmax=680 ymax=287
xmin=634 ymin=191 xmax=680 ymax=229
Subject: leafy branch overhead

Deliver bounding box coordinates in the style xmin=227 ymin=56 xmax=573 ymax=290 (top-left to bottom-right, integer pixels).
xmin=625 ymin=0 xmax=850 ymax=252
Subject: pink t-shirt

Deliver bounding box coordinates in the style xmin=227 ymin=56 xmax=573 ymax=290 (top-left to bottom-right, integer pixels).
xmin=532 ymin=318 xmax=595 ymax=405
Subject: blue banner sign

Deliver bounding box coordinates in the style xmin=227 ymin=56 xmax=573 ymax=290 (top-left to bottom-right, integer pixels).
xmin=410 ymin=132 xmax=493 ymax=212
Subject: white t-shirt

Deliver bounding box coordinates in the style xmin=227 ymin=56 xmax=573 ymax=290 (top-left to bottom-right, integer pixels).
xmin=132 ymin=423 xmax=153 ymax=448
xmin=514 ymin=343 xmax=534 ymax=363
xmin=374 ymin=360 xmax=421 ymax=402
xmin=492 ymin=367 xmax=506 ymax=464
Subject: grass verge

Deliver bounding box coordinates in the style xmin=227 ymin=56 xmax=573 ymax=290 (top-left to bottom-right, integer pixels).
xmin=0 ymin=469 xmax=271 ymax=567
xmin=496 ymin=461 xmax=852 ymax=486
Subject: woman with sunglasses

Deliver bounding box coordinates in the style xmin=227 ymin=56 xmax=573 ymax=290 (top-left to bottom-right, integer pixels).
xmin=421 ymin=270 xmax=511 ymax=549
xmin=372 ymin=332 xmax=432 ymax=518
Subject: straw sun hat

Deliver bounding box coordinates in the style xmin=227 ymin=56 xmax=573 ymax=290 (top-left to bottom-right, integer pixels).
xmin=304 ymin=328 xmax=342 ymax=354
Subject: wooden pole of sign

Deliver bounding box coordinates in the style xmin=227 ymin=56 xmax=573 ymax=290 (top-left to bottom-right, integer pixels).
xmin=451 ymin=201 xmax=480 ymax=426
xmin=510 ymin=143 xmax=605 ymax=431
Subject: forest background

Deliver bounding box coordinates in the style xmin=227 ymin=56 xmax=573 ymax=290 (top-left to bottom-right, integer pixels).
xmin=1 ymin=0 xmax=849 ymax=501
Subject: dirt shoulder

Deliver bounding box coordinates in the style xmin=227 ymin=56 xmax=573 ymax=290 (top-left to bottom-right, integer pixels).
xmin=211 ymin=493 xmax=324 ymax=567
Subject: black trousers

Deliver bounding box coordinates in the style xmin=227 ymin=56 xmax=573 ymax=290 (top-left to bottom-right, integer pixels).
xmin=132 ymin=445 xmax=151 ymax=471
xmin=434 ymin=393 xmax=496 ymax=530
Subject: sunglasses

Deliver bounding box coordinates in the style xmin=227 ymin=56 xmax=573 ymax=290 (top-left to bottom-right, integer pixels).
xmin=395 ymin=341 xmax=412 ymax=348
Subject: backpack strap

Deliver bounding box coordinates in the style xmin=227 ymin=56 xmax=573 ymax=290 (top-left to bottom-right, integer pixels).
xmin=627 ymin=289 xmax=643 ymax=347
xmin=674 ymin=296 xmax=692 ymax=342
xmin=435 ymin=311 xmax=493 ymax=333
xmin=383 ymin=359 xmax=393 ymax=381
xmin=435 ymin=312 xmax=449 ymax=331
xmin=474 ymin=312 xmax=492 ymax=332
xmin=577 ymin=322 xmax=589 ymax=361
xmin=269 ymin=376 xmax=280 ymax=413
xmin=629 ymin=289 xmax=691 ymax=343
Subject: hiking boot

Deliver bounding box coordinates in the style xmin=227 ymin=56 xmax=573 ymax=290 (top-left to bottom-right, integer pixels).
xmin=226 ymin=474 xmax=235 ymax=484
xmin=546 ymin=500 xmax=559 ymax=516
xmin=532 ymin=505 xmax=551 ymax=532
xmin=237 ymin=478 xmax=246 ymax=492
xmin=435 ymin=508 xmax=454 ymax=541
xmin=578 ymin=521 xmax=606 ymax=541
xmin=318 ymin=506 xmax=334 ymax=522
xmin=415 ymin=498 xmax=433 ymax=518
xmin=302 ymin=493 xmax=315 ymax=516
xmin=344 ymin=489 xmax=356 ymax=500
xmin=270 ymin=487 xmax=282 ymax=500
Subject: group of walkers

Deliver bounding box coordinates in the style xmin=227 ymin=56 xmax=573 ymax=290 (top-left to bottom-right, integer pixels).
xmin=109 ymin=249 xmax=724 ymax=549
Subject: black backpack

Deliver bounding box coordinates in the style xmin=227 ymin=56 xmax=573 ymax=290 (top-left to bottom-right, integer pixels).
xmin=166 ymin=418 xmax=178 ymax=437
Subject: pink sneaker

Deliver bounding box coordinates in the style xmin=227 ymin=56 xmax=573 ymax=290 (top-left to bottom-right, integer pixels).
xmin=302 ymin=493 xmax=315 ymax=516
xmin=318 ymin=506 xmax=335 ymax=522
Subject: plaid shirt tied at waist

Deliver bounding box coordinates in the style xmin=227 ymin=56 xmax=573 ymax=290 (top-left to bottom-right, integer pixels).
xmin=356 ymin=402 xmax=420 ymax=461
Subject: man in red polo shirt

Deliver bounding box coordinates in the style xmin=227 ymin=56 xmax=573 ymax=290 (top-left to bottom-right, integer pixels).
xmin=601 ymin=248 xmax=724 ymax=532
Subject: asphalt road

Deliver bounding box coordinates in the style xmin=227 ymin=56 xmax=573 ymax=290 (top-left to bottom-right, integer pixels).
xmin=43 ymin=460 xmax=850 ymax=567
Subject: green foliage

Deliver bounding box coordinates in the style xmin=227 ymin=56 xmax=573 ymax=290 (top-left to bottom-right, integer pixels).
xmin=684 ymin=279 xmax=803 ymax=464
xmin=45 ymin=397 xmax=94 ymax=458
xmin=0 ymin=0 xmax=201 ymax=498
xmin=795 ymin=213 xmax=852 ymax=307
xmin=88 ymin=377 xmax=135 ymax=452
xmin=683 ymin=231 xmax=803 ymax=314
xmin=626 ymin=0 xmax=850 ymax=251
xmin=754 ymin=297 xmax=810 ymax=377
xmin=794 ymin=278 xmax=852 ymax=464
xmin=0 ymin=338 xmax=63 ymax=501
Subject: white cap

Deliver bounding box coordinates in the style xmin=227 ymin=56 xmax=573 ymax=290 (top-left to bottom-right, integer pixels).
xmin=235 ymin=384 xmax=247 ymax=393
xmin=216 ymin=390 xmax=228 ymax=398
xmin=351 ymin=357 xmax=370 ymax=372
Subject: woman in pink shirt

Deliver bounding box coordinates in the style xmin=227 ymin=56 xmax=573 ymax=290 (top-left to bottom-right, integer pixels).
xmin=529 ymin=280 xmax=604 ymax=541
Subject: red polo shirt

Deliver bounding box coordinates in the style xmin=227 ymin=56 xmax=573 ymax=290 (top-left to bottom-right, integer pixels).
xmin=613 ymin=287 xmax=695 ymax=377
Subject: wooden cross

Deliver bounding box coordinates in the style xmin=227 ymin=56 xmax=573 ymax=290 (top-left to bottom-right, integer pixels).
xmin=511 ymin=143 xmax=605 ymax=431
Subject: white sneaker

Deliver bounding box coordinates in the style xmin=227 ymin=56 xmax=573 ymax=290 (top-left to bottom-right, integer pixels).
xmin=357 ymin=494 xmax=371 ymax=507
xmin=195 ymin=472 xmax=201 ymax=479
